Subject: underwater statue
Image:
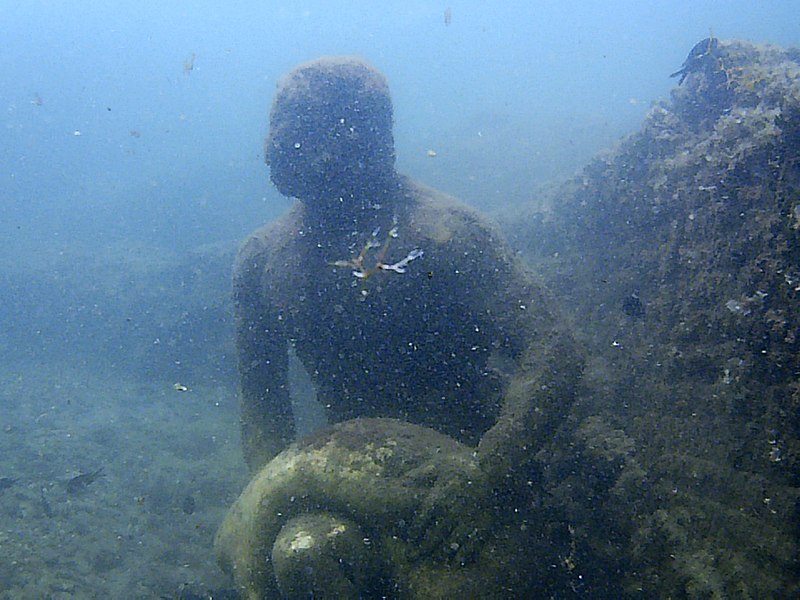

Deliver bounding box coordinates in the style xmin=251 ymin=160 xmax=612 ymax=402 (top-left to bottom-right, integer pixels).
xmin=216 ymin=56 xmax=582 ymax=598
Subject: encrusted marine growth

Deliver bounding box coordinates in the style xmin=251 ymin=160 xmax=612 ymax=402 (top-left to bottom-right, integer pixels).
xmin=670 ymin=36 xmax=720 ymax=84
xmin=331 ymin=223 xmax=423 ymax=295
xmin=506 ymin=38 xmax=800 ymax=597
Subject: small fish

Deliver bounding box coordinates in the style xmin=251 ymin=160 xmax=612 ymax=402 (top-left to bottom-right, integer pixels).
xmin=622 ymin=292 xmax=645 ymax=319
xmin=173 ymin=382 xmax=189 ymax=392
xmin=40 ymin=486 xmax=54 ymax=518
xmin=183 ymin=52 xmax=196 ymax=75
xmin=66 ymin=468 xmax=104 ymax=494
xmin=0 ymin=477 xmax=17 ymax=494
xmin=181 ymin=494 xmax=196 ymax=515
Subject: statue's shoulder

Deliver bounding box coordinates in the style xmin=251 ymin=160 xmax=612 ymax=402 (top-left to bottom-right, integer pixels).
xmin=401 ymin=177 xmax=502 ymax=247
xmin=235 ymin=203 xmax=304 ymax=270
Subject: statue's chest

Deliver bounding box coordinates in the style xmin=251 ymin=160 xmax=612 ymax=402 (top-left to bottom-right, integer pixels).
xmin=290 ymin=266 xmax=424 ymax=348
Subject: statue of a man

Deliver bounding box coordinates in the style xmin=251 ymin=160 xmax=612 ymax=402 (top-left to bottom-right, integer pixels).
xmin=220 ymin=55 xmax=582 ymax=598
xmin=235 ymin=56 xmax=581 ymax=480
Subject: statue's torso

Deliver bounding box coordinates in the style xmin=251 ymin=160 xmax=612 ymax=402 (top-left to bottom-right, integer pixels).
xmin=259 ymin=192 xmax=505 ymax=445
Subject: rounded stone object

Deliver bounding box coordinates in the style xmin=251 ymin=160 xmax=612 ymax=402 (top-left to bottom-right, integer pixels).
xmin=271 ymin=513 xmax=376 ymax=599
xmin=215 ymin=417 xmax=491 ymax=599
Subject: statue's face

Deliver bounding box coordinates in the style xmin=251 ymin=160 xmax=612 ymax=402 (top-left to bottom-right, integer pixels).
xmin=265 ymin=60 xmax=396 ymax=203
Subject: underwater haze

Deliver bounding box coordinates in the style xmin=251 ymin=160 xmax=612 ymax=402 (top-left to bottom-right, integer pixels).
xmin=1 ymin=1 xmax=799 ymax=597
xmin=3 ymin=1 xmax=797 ymax=372
xmin=4 ymin=1 xmax=798 ymax=250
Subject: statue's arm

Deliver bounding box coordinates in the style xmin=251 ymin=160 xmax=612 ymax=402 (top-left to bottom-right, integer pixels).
xmin=455 ymin=223 xmax=582 ymax=480
xmin=234 ymin=237 xmax=293 ymax=471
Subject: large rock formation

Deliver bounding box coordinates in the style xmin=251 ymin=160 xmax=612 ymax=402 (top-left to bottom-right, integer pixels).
xmin=506 ymin=39 xmax=800 ymax=596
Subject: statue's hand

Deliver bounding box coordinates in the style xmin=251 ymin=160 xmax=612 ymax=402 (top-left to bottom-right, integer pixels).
xmin=404 ymin=452 xmax=494 ymax=567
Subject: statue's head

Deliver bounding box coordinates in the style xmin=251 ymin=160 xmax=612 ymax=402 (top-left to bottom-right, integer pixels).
xmin=265 ymin=57 xmax=396 ymax=204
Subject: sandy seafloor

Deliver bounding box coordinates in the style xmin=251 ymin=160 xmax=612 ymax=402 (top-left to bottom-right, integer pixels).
xmin=0 ymin=361 xmax=248 ymax=598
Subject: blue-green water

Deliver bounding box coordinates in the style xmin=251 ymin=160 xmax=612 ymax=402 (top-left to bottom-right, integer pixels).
xmin=1 ymin=2 xmax=798 ymax=597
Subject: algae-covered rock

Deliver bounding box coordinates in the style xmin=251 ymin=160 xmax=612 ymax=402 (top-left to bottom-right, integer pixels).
xmin=505 ymin=38 xmax=800 ymax=597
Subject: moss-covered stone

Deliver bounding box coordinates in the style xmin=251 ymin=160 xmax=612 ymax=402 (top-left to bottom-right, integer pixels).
xmin=215 ymin=418 xmax=498 ymax=598
xmin=270 ymin=513 xmax=378 ymax=598
xmin=505 ymin=38 xmax=800 ymax=597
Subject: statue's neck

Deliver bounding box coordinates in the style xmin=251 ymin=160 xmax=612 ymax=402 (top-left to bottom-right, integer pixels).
xmin=303 ymin=174 xmax=405 ymax=235
xmin=299 ymin=176 xmax=412 ymax=268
